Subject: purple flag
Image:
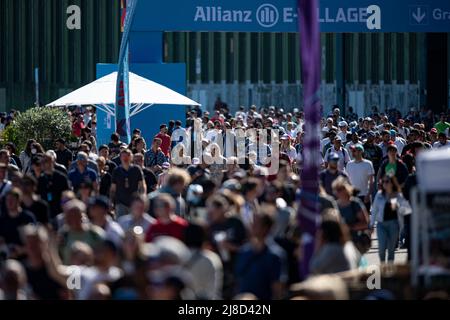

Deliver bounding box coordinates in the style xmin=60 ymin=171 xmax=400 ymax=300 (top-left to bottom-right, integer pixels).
xmin=297 ymin=0 xmax=321 ymax=279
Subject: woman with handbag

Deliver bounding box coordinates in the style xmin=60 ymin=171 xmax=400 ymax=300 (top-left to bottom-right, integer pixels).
xmin=332 ymin=176 xmax=369 ymax=239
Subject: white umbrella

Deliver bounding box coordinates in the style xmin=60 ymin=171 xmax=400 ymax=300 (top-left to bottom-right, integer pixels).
xmin=46 ymin=72 xmax=200 ymax=116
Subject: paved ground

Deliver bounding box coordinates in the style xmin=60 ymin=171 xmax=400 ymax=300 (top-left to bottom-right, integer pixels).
xmin=365 ymin=230 xmax=408 ymax=266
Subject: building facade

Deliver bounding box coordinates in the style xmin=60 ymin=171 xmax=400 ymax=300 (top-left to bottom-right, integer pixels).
xmin=1 ymin=0 xmax=449 ymax=117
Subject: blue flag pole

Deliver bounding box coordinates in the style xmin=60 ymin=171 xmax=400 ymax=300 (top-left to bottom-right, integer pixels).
xmin=115 ymin=0 xmax=139 ymax=144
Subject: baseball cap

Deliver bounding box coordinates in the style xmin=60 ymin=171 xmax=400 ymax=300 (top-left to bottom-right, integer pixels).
xmin=364 ymin=117 xmax=372 ymax=122
xmin=390 ymin=130 xmax=397 ymax=136
xmin=338 ymin=121 xmax=348 ymax=127
xmin=280 ymin=134 xmax=290 ymax=140
xmin=367 ymin=131 xmax=376 ymax=138
xmin=334 ymin=135 xmax=342 ymax=142
xmin=328 ymin=152 xmax=340 ymax=161
xmin=221 ymin=179 xmax=242 ymax=192
xmin=55 ymin=138 xmax=66 ymax=144
xmin=351 ymin=144 xmax=365 ymax=152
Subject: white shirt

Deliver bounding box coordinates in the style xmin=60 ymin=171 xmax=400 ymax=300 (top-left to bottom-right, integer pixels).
xmin=393 ymin=137 xmax=406 ymax=155
xmin=118 ymin=213 xmax=156 ymax=234
xmin=103 ymin=218 xmax=125 ymax=247
xmin=320 ymin=137 xmax=331 ymax=155
xmin=235 ymin=111 xmax=246 ymax=122
xmin=433 ymin=140 xmax=450 ymax=149
xmin=346 ymin=159 xmax=375 ymax=196
xmin=338 ymin=131 xmax=349 ymax=143
xmin=377 ymin=124 xmax=386 ymax=132
xmin=185 ymin=249 xmax=223 ymax=300
xmin=281 ymin=145 xmax=297 ymax=160
xmin=397 ymin=127 xmax=409 ymax=139
xmin=0 ymin=180 xmax=12 ymax=198
xmin=78 ymin=266 xmax=123 ymax=300
xmin=370 ymin=192 xmax=412 ymax=228
xmin=205 ymin=129 xmax=220 ymax=143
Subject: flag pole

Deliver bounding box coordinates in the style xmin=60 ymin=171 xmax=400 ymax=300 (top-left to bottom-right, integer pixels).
xmin=297 ymin=0 xmax=322 ymax=280
xmin=115 ymin=0 xmax=139 ymax=144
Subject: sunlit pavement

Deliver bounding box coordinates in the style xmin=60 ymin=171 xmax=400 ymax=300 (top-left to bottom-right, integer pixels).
xmin=364 ymin=229 xmax=408 ymax=266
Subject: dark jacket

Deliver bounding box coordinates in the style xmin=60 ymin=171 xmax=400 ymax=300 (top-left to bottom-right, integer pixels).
xmin=377 ymin=159 xmax=409 ymax=186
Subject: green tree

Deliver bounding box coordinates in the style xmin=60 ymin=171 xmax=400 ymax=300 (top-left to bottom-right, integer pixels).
xmin=2 ymin=107 xmax=72 ymax=152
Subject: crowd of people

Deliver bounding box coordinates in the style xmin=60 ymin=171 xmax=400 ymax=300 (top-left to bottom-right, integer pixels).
xmin=0 ymin=103 xmax=449 ymax=300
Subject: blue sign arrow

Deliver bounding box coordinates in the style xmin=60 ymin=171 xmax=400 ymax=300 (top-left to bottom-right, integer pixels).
xmin=410 ymin=5 xmax=429 ymax=25
xmin=131 ymin=0 xmax=450 ymax=33
xmin=412 ymin=8 xmax=426 ymax=23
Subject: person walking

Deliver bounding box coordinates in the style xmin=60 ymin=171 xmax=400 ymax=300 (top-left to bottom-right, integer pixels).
xmin=370 ymin=174 xmax=411 ymax=263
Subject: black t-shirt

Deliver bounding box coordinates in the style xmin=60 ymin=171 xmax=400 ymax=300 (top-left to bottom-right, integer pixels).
xmin=38 ymin=170 xmax=70 ymax=219
xmin=106 ymin=160 xmax=118 ymax=175
xmin=0 ymin=210 xmax=36 ymax=245
xmin=403 ymin=174 xmax=417 ymax=202
xmin=363 ymin=143 xmax=383 ymax=174
xmin=26 ymin=264 xmax=65 ymax=300
xmin=357 ymin=128 xmax=370 ymax=138
xmin=383 ymin=198 xmax=399 ymax=221
xmin=108 ymin=142 xmax=122 ymax=157
xmin=56 ymin=148 xmax=73 ymax=169
xmin=11 ymin=154 xmax=22 ymax=171
xmin=99 ymin=171 xmax=112 ymax=197
xmin=338 ymin=197 xmax=365 ymax=227
xmin=209 ymin=216 xmax=247 ymax=299
xmin=112 ymin=165 xmax=144 ymax=206
xmin=22 ymin=199 xmax=50 ymax=225
xmin=143 ymin=167 xmax=157 ymax=193
xmin=55 ymin=163 xmax=68 ymax=176
xmin=112 ymin=156 xmax=121 ymax=167
xmin=319 ymin=170 xmax=348 ymax=197
xmin=401 ymin=143 xmax=414 ymax=157
xmin=402 ymin=153 xmax=415 ymax=174
xmin=209 ymin=217 xmax=247 ymax=250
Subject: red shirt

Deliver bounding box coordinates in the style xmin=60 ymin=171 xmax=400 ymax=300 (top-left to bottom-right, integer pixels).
xmin=145 ymin=215 xmax=188 ymax=242
xmin=72 ymin=121 xmax=85 ymax=137
xmin=155 ymin=132 xmax=171 ymax=157
xmin=210 ymin=115 xmax=224 ymax=125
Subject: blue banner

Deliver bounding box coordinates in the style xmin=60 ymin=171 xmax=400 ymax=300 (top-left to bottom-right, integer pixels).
xmin=115 ymin=0 xmax=139 ymax=144
xmin=132 ymin=0 xmax=450 ymax=33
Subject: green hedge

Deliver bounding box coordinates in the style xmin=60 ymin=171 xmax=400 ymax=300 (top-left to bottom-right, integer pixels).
xmin=1 ymin=107 xmax=73 ymax=152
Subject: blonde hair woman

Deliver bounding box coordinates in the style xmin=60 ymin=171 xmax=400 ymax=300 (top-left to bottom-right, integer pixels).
xmin=332 ymin=177 xmax=369 ymax=236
